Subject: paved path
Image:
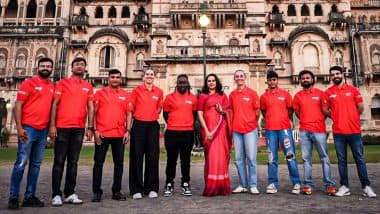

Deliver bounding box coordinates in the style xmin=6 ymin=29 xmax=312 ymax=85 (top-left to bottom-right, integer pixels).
xmin=0 ymin=162 xmax=379 ymax=214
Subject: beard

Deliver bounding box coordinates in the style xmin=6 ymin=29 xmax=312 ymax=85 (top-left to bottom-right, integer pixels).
xmin=333 ymin=77 xmax=343 ymax=85
xmin=301 ymin=81 xmax=312 ymax=89
xmin=38 ymin=70 xmax=51 ymax=78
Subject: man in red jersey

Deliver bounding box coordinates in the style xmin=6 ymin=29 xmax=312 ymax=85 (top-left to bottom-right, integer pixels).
xmin=91 ymin=69 xmax=132 ymax=202
xmin=8 ymin=57 xmax=54 ymax=210
xmin=162 ymin=74 xmax=197 ymax=197
xmin=129 ymin=69 xmax=163 ymax=199
xmin=323 ymin=66 xmax=376 ymax=198
xmin=49 ymin=57 xmax=94 ymax=206
xmin=260 ymin=70 xmax=301 ymax=194
xmin=229 ymin=70 xmax=260 ymax=195
xmin=293 ymin=70 xmax=336 ymax=196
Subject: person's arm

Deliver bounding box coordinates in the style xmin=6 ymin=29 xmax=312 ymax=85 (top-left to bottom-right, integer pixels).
xmin=86 ymin=100 xmax=94 ymax=140
xmin=13 ymin=100 xmax=28 ymax=143
xmin=123 ymin=111 xmax=133 ymax=144
xmin=48 ymin=98 xmax=59 ymax=140
xmin=163 ymin=111 xmax=169 ymax=123
xmin=255 ymin=109 xmax=261 ymax=122
xmin=198 ymin=110 xmax=212 ymax=140
xmin=357 ymin=102 xmax=364 ymax=114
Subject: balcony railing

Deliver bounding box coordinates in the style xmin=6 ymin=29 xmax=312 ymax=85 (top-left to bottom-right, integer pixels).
xmin=166 ymin=45 xmax=249 ymax=58
xmin=268 ymin=13 xmax=285 ymax=24
xmin=170 ymin=2 xmax=246 ymax=11
xmin=328 ymin=12 xmax=346 ymax=24
xmin=351 ymin=0 xmax=380 ymax=7
xmin=71 ymin=14 xmax=89 ymax=26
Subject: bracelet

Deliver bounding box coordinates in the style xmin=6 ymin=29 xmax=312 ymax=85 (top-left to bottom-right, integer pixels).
xmin=126 ymin=128 xmax=131 ymax=133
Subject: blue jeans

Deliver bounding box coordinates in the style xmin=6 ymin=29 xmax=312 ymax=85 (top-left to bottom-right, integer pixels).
xmin=233 ymin=128 xmax=258 ymax=188
xmin=9 ymin=125 xmax=48 ymax=199
xmin=266 ymin=129 xmax=301 ymax=187
xmin=333 ymin=134 xmax=370 ymax=188
xmin=299 ymin=131 xmax=335 ymax=188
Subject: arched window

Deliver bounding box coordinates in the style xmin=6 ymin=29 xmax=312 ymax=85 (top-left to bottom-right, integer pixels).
xmin=95 ymin=6 xmax=103 ymax=18
xmin=99 ymin=46 xmax=115 ymax=69
xmin=371 ymin=94 xmax=380 ymax=120
xmin=79 ymin=7 xmax=87 ymax=16
xmin=287 ymin=4 xmax=296 ymax=16
xmin=335 ymin=51 xmax=343 ymax=66
xmin=45 ymin=0 xmax=56 ymax=18
xmin=272 ymin=5 xmax=280 ymax=14
xmin=121 ymin=6 xmax=130 ymax=18
xmin=16 ymin=53 xmax=27 ymax=68
xmin=108 ymin=6 xmax=116 ymax=18
xmin=252 ymin=39 xmax=260 ymax=53
xmin=26 ymin=0 xmax=37 ymax=18
xmin=274 ymin=52 xmax=282 ymax=67
xmin=4 ymin=0 xmax=18 ymax=18
xmin=229 ymin=38 xmax=239 ymax=46
xmin=301 ymin=4 xmax=310 ymax=16
xmin=0 ymin=53 xmax=7 ymax=69
xmin=303 ymin=44 xmax=319 ymax=67
xmin=331 ymin=4 xmax=338 ymax=13
xmin=35 ymin=48 xmax=48 ymax=68
xmin=177 ymin=40 xmax=189 ymax=56
xmin=156 ymin=40 xmax=164 ymax=54
xmin=136 ymin=53 xmax=145 ymax=70
xmin=372 ymin=51 xmax=380 ymax=65
xmin=314 ymin=4 xmax=323 ymax=16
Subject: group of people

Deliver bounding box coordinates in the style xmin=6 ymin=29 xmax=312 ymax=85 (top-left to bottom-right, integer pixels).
xmin=7 ymin=56 xmax=377 ymax=210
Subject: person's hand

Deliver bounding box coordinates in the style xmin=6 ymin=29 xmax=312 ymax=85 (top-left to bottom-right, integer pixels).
xmin=86 ymin=129 xmax=94 ymax=141
xmin=215 ymin=103 xmax=225 ymax=114
xmin=123 ymin=132 xmax=130 ymax=145
xmin=48 ymin=126 xmax=57 ymax=141
xmin=205 ymin=130 xmax=213 ymax=141
xmin=17 ymin=128 xmax=28 ymax=143
xmin=94 ymin=131 xmax=102 ymax=145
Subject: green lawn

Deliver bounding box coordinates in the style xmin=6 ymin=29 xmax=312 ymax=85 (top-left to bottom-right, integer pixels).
xmin=0 ymin=144 xmax=379 ymax=166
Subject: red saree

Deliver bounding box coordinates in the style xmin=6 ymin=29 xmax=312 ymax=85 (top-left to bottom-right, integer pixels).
xmin=198 ymin=93 xmax=232 ymax=196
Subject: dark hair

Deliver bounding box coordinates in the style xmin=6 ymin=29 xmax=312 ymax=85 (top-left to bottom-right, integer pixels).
xmin=176 ymin=74 xmax=191 ymax=94
xmin=71 ymin=57 xmax=87 ymax=67
xmin=329 ymin=65 xmax=343 ymax=74
xmin=202 ymin=73 xmax=223 ymax=95
xmin=234 ymin=69 xmax=246 ymax=77
xmin=266 ymin=70 xmax=278 ymax=79
xmin=37 ymin=57 xmax=53 ymax=67
xmin=108 ymin=69 xmax=121 ymax=76
xmin=298 ymin=70 xmax=315 ymax=85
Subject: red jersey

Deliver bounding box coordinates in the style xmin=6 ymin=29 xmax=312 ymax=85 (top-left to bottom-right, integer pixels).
xmin=94 ymin=87 xmax=132 ymax=137
xmin=131 ymin=84 xmax=163 ymax=121
xmin=54 ymin=76 xmax=94 ymax=128
xmin=16 ymin=76 xmax=54 ymax=130
xmin=324 ymin=84 xmax=363 ymax=134
xmin=293 ymin=87 xmax=327 ymax=133
xmin=163 ymin=91 xmax=197 ymax=131
xmin=229 ymin=86 xmax=260 ymax=133
xmin=260 ymin=88 xmax=292 ymax=130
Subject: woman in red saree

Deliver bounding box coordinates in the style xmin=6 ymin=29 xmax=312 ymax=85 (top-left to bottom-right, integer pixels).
xmin=197 ymin=73 xmax=232 ymax=196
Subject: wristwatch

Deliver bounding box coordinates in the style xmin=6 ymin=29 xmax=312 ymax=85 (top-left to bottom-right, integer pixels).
xmin=87 ymin=127 xmax=95 ymax=131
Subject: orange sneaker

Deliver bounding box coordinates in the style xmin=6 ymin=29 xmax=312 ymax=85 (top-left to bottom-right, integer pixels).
xmin=303 ymin=186 xmax=312 ymax=195
xmin=327 ymin=186 xmax=336 ymax=196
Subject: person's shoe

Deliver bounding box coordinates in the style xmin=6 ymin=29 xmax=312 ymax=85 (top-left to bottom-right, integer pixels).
xmin=91 ymin=193 xmax=102 ymax=202
xmin=64 ymin=193 xmax=83 ymax=204
xmin=249 ymin=187 xmax=260 ymax=195
xmin=232 ymin=186 xmax=248 ymax=194
xmin=292 ymin=183 xmax=301 ymax=195
xmin=363 ymin=186 xmax=377 ymax=198
xmin=148 ymin=191 xmax=158 ymax=198
xmin=51 ymin=195 xmax=63 ymax=207
xmin=22 ymin=196 xmax=44 ymax=207
xmin=302 ymin=186 xmax=312 ymax=195
xmin=181 ymin=182 xmax=192 ymax=196
xmin=132 ymin=193 xmax=143 ymax=200
xmin=326 ymin=186 xmax=336 ymax=196
xmin=112 ymin=192 xmax=127 ymax=201
xmin=335 ymin=185 xmax=351 ymax=197
xmin=8 ymin=198 xmax=19 ymax=210
xmin=163 ymin=183 xmax=174 ymax=197
xmin=266 ymin=183 xmax=278 ymax=194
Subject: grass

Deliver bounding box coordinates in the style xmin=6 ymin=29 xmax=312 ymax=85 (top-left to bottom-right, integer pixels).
xmin=1 ymin=144 xmax=380 ymax=166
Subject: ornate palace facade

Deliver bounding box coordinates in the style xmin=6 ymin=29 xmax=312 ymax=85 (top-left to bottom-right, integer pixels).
xmin=0 ymin=0 xmax=379 ymax=134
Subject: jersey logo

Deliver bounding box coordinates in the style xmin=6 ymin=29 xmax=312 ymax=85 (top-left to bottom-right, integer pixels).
xmin=185 ymin=100 xmax=192 ymax=104
xmin=277 ymin=97 xmax=285 ymax=101
xmin=82 ymin=87 xmax=89 ymax=92
xmin=329 ymin=94 xmax=337 ymax=99
xmin=119 ymin=96 xmax=126 ymax=101
xmin=35 ymin=87 xmax=42 ymax=91
xmin=345 ymin=92 xmax=352 ymax=96
xmin=311 ymin=96 xmax=320 ymax=100
xmin=152 ymin=96 xmax=159 ymax=100
xmin=243 ymin=97 xmax=250 ymax=101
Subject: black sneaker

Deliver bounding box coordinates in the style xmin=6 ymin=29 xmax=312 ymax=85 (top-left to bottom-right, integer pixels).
xmin=22 ymin=196 xmax=44 ymax=207
xmin=8 ymin=198 xmax=19 ymax=210
xmin=92 ymin=193 xmax=102 ymax=202
xmin=181 ymin=182 xmax=192 ymax=196
xmin=163 ymin=183 xmax=173 ymax=197
xmin=112 ymin=192 xmax=127 ymax=201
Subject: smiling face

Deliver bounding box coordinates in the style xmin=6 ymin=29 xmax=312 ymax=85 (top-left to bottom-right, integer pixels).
xmin=234 ymin=70 xmax=246 ymax=87
xmin=331 ymin=69 xmax=343 ymax=86
xmin=37 ymin=61 xmax=53 ymax=78
xmin=71 ymin=60 xmax=86 ymax=76
xmin=207 ymin=75 xmax=216 ymax=91
xmin=176 ymin=76 xmax=190 ymax=94
xmin=267 ymin=77 xmax=278 ymax=89
xmin=108 ymin=73 xmax=121 ymax=88
xmin=300 ymin=73 xmax=314 ymax=89
xmin=143 ymin=69 xmax=155 ymax=84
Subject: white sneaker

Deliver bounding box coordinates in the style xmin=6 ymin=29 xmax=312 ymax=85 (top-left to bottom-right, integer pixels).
xmin=249 ymin=187 xmax=260 ymax=194
xmin=51 ymin=195 xmax=63 ymax=206
xmin=291 ymin=183 xmax=301 ymax=195
xmin=64 ymin=193 xmax=83 ymax=204
xmin=148 ymin=191 xmax=158 ymax=198
xmin=232 ymin=186 xmax=248 ymax=194
xmin=336 ymin=185 xmax=351 ymax=197
xmin=363 ymin=186 xmax=377 ymax=198
xmin=132 ymin=193 xmax=142 ymax=200
xmin=266 ymin=183 xmax=278 ymax=194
